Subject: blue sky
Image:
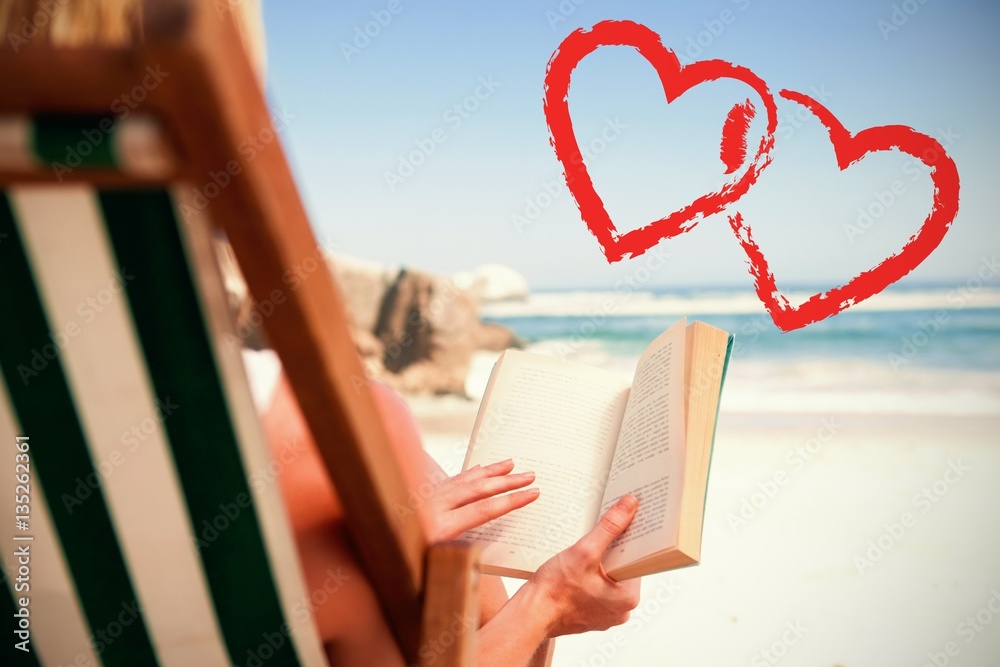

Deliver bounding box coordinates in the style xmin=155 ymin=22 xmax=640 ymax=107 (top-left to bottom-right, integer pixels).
xmin=262 ymin=0 xmax=999 ymax=290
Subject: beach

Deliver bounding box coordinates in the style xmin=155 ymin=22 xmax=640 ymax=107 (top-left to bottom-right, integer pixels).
xmin=405 ymin=285 xmax=1000 ymax=666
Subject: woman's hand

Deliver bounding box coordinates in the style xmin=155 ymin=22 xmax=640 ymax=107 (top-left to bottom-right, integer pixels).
xmin=476 ymin=495 xmax=642 ymax=666
xmin=527 ymin=494 xmax=641 ymax=636
xmin=423 ymin=459 xmax=538 ymax=542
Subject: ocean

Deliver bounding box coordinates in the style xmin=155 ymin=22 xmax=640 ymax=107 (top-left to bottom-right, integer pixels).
xmin=479 ymin=283 xmax=1000 ymax=417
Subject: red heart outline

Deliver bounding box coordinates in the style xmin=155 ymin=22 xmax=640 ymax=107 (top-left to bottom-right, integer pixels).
xmin=729 ymin=89 xmax=961 ymax=332
xmin=544 ymin=20 xmax=779 ymax=262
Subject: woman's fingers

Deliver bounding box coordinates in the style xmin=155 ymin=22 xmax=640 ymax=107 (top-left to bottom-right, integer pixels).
xmin=425 ymin=460 xmax=539 ymax=539
xmin=437 ymin=459 xmax=524 ymax=498
xmin=442 ymin=487 xmax=540 ymax=537
xmin=446 ymin=469 xmax=536 ymax=508
xmin=435 ymin=459 xmax=513 ymax=495
xmin=449 ymin=459 xmax=515 ymax=485
xmin=576 ymin=494 xmax=638 ymax=561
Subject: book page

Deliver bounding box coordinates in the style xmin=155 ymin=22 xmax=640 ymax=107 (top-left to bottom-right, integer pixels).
xmin=600 ymin=320 xmax=687 ymax=573
xmin=462 ymin=350 xmax=630 ymax=574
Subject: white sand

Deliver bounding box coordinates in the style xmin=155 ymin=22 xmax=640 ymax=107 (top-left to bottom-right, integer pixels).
xmin=405 ymin=395 xmax=1000 ymax=666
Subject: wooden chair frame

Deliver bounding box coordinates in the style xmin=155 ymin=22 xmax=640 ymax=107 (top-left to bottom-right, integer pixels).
xmin=0 ymin=1 xmax=479 ymax=664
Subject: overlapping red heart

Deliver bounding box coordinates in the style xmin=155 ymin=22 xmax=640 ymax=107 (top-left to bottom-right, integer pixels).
xmin=543 ymin=20 xmax=961 ymax=331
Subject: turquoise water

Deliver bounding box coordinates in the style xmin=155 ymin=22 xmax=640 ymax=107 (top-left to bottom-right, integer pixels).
xmin=490 ymin=307 xmax=1000 ymax=371
xmin=483 ymin=284 xmax=1000 ymax=371
xmin=478 ymin=284 xmax=1000 ymax=416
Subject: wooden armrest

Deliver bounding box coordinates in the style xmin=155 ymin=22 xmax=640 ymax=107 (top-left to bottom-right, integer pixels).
xmin=419 ymin=541 xmax=482 ymax=667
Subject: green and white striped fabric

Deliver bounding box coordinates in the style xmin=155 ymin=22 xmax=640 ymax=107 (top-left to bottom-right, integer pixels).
xmin=0 ymin=113 xmax=176 ymax=177
xmin=0 ymin=117 xmax=327 ymax=667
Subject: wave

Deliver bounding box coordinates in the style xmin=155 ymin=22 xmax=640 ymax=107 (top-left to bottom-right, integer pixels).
xmin=481 ymin=286 xmax=1000 ymax=319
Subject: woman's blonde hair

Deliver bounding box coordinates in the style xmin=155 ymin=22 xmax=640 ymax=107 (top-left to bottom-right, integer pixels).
xmin=0 ymin=0 xmax=266 ymax=77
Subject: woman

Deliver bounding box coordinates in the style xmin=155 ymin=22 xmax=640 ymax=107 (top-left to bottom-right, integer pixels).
xmin=1 ymin=2 xmax=642 ymax=663
xmin=263 ymin=372 xmax=641 ymax=665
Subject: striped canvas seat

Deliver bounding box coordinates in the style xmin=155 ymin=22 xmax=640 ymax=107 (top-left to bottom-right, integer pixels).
xmin=0 ymin=115 xmax=327 ymax=667
xmin=0 ymin=113 xmax=177 ymax=180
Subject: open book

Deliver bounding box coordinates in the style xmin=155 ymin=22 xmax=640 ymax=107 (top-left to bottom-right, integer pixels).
xmin=460 ymin=318 xmax=733 ymax=580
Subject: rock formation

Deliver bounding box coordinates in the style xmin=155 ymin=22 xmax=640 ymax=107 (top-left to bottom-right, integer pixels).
xmin=330 ymin=257 xmax=522 ymax=396
xmin=216 ymin=238 xmax=524 ymax=397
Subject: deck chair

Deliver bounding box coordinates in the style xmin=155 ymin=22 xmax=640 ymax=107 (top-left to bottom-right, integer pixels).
xmin=0 ymin=2 xmax=480 ymax=665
